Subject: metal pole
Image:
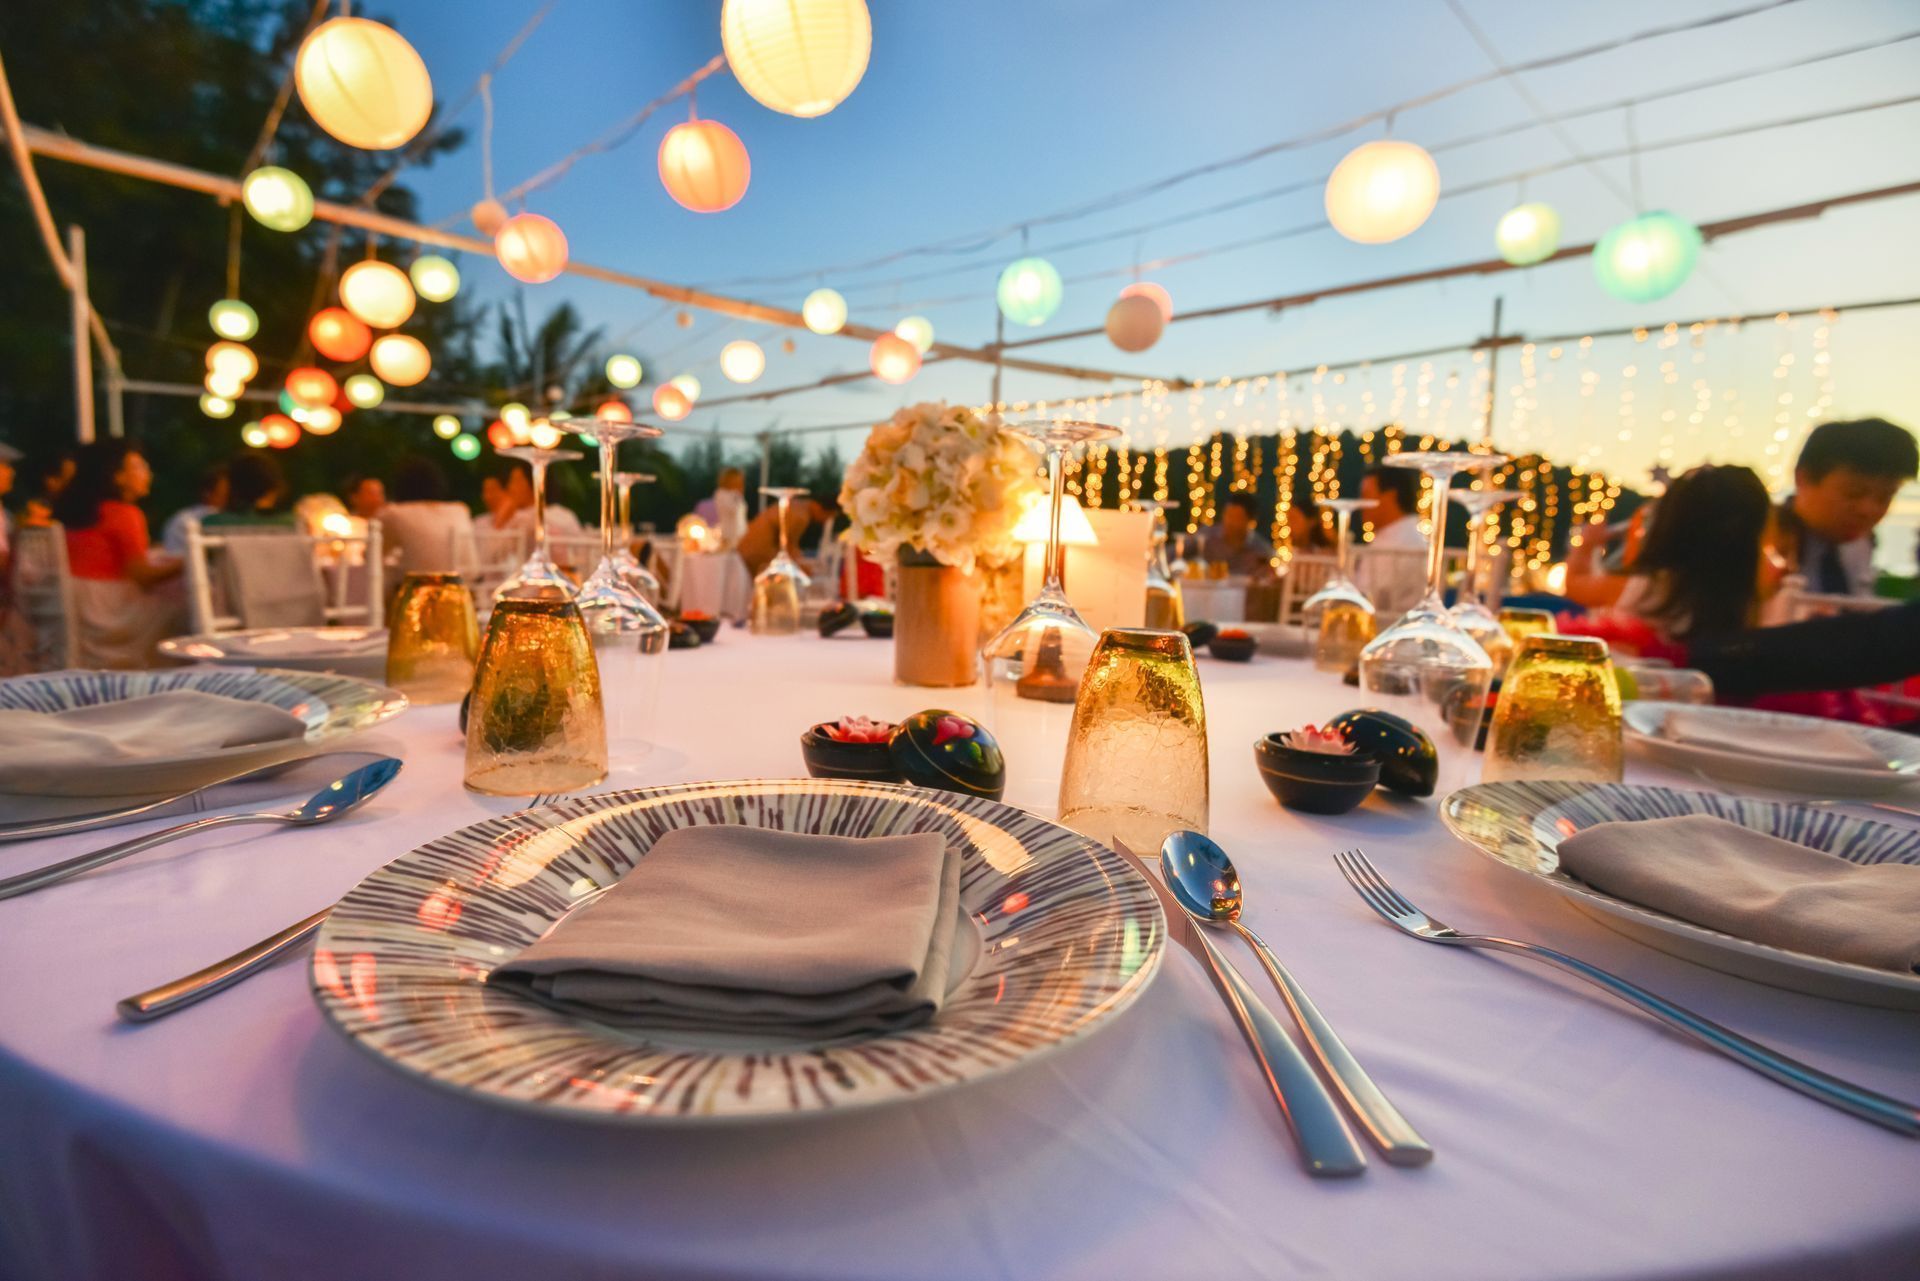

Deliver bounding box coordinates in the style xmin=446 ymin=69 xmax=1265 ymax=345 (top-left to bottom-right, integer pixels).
xmin=106 ymin=367 xmax=125 ymax=438
xmin=1479 ymin=295 xmax=1504 ymax=446
xmin=69 ymin=225 xmax=94 ymax=445
xmin=990 ymin=308 xmax=1005 ymax=409
xmin=758 ymin=431 xmax=772 ymax=514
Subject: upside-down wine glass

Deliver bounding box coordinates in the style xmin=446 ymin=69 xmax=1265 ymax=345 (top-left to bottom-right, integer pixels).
xmin=1357 ymin=449 xmax=1509 ymax=793
xmin=981 ymin=418 xmax=1122 ymax=813
xmin=576 ymin=424 xmax=670 ymax=757
xmin=595 ymin=469 xmax=662 ymax=602
xmin=750 ymin=486 xmax=812 ymax=635
xmin=1134 ymin=499 xmax=1184 ymax=630
xmin=493 ymin=445 xmax=583 ymax=602
xmin=1299 ymin=496 xmax=1378 ymax=673
xmin=1448 ymin=485 xmax=1524 ymax=674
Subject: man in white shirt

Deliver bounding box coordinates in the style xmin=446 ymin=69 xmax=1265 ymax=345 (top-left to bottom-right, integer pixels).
xmin=496 ymin=460 xmax=583 ymax=536
xmin=694 ymin=468 xmax=750 ymax=549
xmin=1355 ymin=464 xmax=1429 ymax=616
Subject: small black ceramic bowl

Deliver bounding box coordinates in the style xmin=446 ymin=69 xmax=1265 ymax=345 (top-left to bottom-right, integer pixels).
xmin=860 ymin=611 xmax=895 ymax=639
xmin=680 ymin=613 xmax=721 ymax=644
xmin=817 ymin=601 xmax=859 ymax=637
xmin=1253 ymin=734 xmax=1382 ymax=815
xmin=1208 ymin=630 xmax=1257 ymax=662
xmin=667 ymin=621 xmax=702 ymax=650
xmin=1182 ymin=620 xmax=1219 ymax=649
xmin=800 ymin=723 xmax=905 ymax=784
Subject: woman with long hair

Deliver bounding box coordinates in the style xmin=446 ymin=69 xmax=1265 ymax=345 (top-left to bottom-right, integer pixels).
xmin=1613 ymin=463 xmax=1777 ymax=641
xmin=55 ymin=440 xmax=182 ymax=667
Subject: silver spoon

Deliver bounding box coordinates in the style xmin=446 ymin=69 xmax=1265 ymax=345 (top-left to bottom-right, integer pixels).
xmin=1161 ymin=829 xmax=1433 ymax=1166
xmin=0 ymin=758 xmax=402 ymax=901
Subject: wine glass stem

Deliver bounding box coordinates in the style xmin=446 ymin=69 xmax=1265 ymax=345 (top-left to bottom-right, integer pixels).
xmin=617 ymin=482 xmax=633 ymax=544
xmin=776 ymin=494 xmax=792 ymax=561
xmin=1043 ymin=443 xmax=1067 ymax=593
xmin=531 ymin=461 xmax=549 ymax=559
xmin=1335 ymin=508 xmax=1352 ymax=580
xmin=598 ymin=442 xmax=618 ymax=562
xmin=1425 ymin=471 xmax=1455 ymax=603
xmin=1463 ymin=512 xmax=1483 ymax=608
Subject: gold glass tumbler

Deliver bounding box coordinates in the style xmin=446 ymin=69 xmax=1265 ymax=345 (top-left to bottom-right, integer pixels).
xmin=464 ymin=597 xmax=608 ymax=796
xmin=1497 ymin=607 xmax=1556 ymax=648
xmin=1484 ymin=633 xmax=1623 ymax=784
xmin=385 ymin=572 xmax=480 ymax=705
xmin=1058 ymin=628 xmax=1209 ymax=851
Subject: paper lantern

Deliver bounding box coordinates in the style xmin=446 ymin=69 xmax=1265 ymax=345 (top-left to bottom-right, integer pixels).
xmin=720 ymin=339 xmax=765 ymax=383
xmin=451 ymin=432 xmax=482 ymax=460
xmin=304 ymin=405 xmax=343 ymax=435
xmin=262 ymin=414 xmax=302 ymax=449
xmin=1105 ymin=293 xmax=1165 ymax=353
xmin=670 ymin=373 xmax=702 ymax=404
xmin=344 ymin=373 xmax=386 ymax=408
xmin=869 ymin=332 xmax=920 ymax=384
xmin=1495 ymin=202 xmax=1561 ymax=267
xmin=495 ymin=212 xmax=568 ymax=284
xmin=409 ymin=254 xmax=460 ymax=302
xmin=432 ymin=414 xmax=461 ymax=439
xmin=1324 ymin=139 xmax=1440 ymax=244
xmin=286 ymin=366 xmax=338 ymax=408
xmin=894 ymin=315 xmax=934 ymax=354
xmin=242 ymin=167 xmax=314 ymax=232
xmin=528 ymin=420 xmax=565 ymax=449
xmin=370 ymin=334 xmax=430 ymax=386
xmin=486 ymin=420 xmax=515 ymax=450
xmin=206 ymin=341 xmax=259 ymax=383
xmin=472 ymin=199 xmax=508 ymax=236
xmin=780 ymin=336 xmax=796 ymax=354
xmin=1119 ymin=281 xmax=1173 ymax=323
xmin=240 ymin=422 xmax=271 ymax=448
xmin=658 ymin=119 xmax=751 ymax=213
xmin=720 ymin=0 xmax=871 ymax=118
xmin=499 ymin=401 xmax=531 ymax=432
xmin=339 ymin=260 xmax=416 ymax=328
xmin=996 ymin=257 xmax=1062 ymax=327
xmin=1593 ymin=210 xmax=1702 ymax=303
xmin=676 ymin=310 xmax=694 ymax=328
xmin=208 ymin=300 xmax=258 ymax=341
xmin=200 ymin=393 xmax=235 ymax=419
xmin=295 ymin=17 xmax=433 ymax=151
xmin=802 ymin=287 xmax=847 ymax=334
xmin=605 ymin=354 xmax=643 ymax=388
xmin=652 ymin=383 xmax=692 ymax=421
xmin=596 ymin=399 xmax=633 ymax=423
xmin=305 ymin=308 xmax=369 ymax=362
xmin=206 ymin=369 xmax=246 ymax=399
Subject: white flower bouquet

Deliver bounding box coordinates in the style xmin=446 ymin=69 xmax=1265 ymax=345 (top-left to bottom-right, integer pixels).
xmin=839 ymin=402 xmax=1041 ymax=575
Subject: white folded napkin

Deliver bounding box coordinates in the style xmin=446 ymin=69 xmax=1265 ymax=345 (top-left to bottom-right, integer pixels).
xmin=1660 ymin=709 xmax=1886 ymax=769
xmin=0 ymin=690 xmax=307 ymax=794
xmin=491 ymin=824 xmax=965 ymax=1039
xmin=236 ymin=629 xmax=386 ymax=657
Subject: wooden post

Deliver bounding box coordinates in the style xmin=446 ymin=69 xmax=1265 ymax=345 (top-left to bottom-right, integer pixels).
xmin=68 ymin=225 xmax=94 ymax=444
xmin=757 ymin=432 xmax=772 ymax=514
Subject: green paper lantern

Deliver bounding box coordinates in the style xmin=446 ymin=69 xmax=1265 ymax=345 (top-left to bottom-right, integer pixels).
xmin=575 ymin=431 xmax=599 ymax=448
xmin=242 ymin=166 xmax=314 ymax=233
xmin=277 ymin=389 xmax=301 ymax=415
xmin=1593 ymin=211 xmax=1701 ymax=303
xmin=344 ymin=374 xmax=385 ymax=408
xmin=208 ymin=299 xmax=259 ymax=341
xmin=996 ymin=257 xmax=1062 ymax=327
xmin=1494 ymin=202 xmax=1560 ymax=267
xmin=450 ymin=432 xmax=482 ymax=461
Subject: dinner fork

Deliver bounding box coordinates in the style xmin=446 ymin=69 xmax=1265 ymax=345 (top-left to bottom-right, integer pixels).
xmin=1332 ymin=848 xmax=1920 ymax=1137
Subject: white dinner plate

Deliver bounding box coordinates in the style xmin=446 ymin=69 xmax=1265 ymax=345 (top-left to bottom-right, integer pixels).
xmin=1623 ymin=700 xmax=1920 ymax=798
xmin=0 ymin=667 xmax=407 ymax=797
xmin=1443 ymin=779 xmax=1920 ymax=1009
xmin=313 ymin=779 xmax=1166 ymax=1123
xmin=158 ymin=627 xmax=389 ymax=678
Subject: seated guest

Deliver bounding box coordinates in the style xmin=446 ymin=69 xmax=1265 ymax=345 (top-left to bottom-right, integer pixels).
xmin=1775 ymin=418 xmax=1917 ymax=596
xmin=1610 ymin=464 xmax=1780 ymax=643
xmin=1355 ymin=464 xmax=1427 ymax=614
xmin=1563 ymin=502 xmax=1653 ymax=610
xmin=203 ymin=453 xmax=295 ymax=529
xmin=161 ymin=463 xmax=230 ymax=557
xmin=0 ymin=439 xmax=31 ymax=675
xmin=379 ymin=456 xmax=479 ymax=575
xmin=695 ymin=467 xmax=750 ymax=549
xmin=1285 ymin=494 xmax=1333 ymax=552
xmin=344 ymin=473 xmax=387 ymax=522
xmin=493 ymin=460 xmax=583 ymax=537
xmin=17 ymin=450 xmax=74 ymax=528
xmin=1688 ymin=597 xmax=1920 ymax=726
xmin=738 ymin=492 xmax=835 ymax=577
xmin=56 ymin=441 xmax=183 ymax=668
xmin=1196 ymin=493 xmax=1277 ymax=576
xmin=479 ymin=473 xmax=512 ymax=528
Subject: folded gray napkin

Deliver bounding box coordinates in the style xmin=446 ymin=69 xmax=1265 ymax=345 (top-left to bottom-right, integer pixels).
xmin=0 ymin=690 xmax=305 ymax=774
xmin=1557 ymin=814 xmax=1920 ymax=973
xmin=233 ymin=628 xmax=386 ymax=657
xmin=491 ymin=824 xmax=965 ymax=1039
xmin=1660 ymin=709 xmax=1886 ymax=769
xmin=221 ymin=535 xmax=327 ymax=629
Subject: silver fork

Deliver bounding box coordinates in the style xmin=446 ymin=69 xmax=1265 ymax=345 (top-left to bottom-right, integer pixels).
xmin=1333 ymin=848 xmax=1920 ymax=1137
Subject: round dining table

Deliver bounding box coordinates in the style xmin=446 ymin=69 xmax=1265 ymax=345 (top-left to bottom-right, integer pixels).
xmin=1 ymin=632 xmax=1916 ymax=1281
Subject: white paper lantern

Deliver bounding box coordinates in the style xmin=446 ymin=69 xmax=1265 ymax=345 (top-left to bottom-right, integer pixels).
xmin=720 ymin=0 xmax=871 ymax=119
xmin=205 ymin=369 xmax=246 ymax=399
xmin=605 ymin=354 xmax=643 ymax=389
xmin=802 ymin=287 xmax=847 ymax=334
xmin=370 ymin=334 xmax=430 ymax=386
xmin=344 ymin=373 xmax=386 ymax=408
xmin=241 ymin=167 xmax=313 ymax=232
xmin=1495 ymin=202 xmax=1562 ymax=266
xmin=669 ymin=373 xmax=702 ymax=404
xmin=339 ymin=260 xmax=416 ymax=328
xmin=303 ymin=405 xmax=343 ymax=435
xmin=720 ymin=339 xmax=766 ymax=383
xmin=657 ymin=119 xmax=751 ymax=213
xmin=1105 ymin=293 xmax=1165 ymax=352
xmin=206 ymin=341 xmax=259 ymax=383
xmin=471 ymin=199 xmax=509 ymax=236
xmin=528 ymin=420 xmax=564 ymax=450
xmin=894 ymin=315 xmax=934 ymax=353
xmin=1324 ymin=139 xmax=1440 ymax=244
xmin=409 ymin=254 xmax=460 ymax=302
xmin=208 ymin=299 xmax=258 ymax=341
xmin=494 ymin=212 xmax=568 ymax=284
xmin=295 ymin=17 xmax=433 ymax=151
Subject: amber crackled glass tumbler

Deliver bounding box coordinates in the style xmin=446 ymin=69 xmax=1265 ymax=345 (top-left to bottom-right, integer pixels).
xmin=1484 ymin=633 xmax=1623 ymax=784
xmin=464 ymin=597 xmax=608 ymax=796
xmin=1057 ymin=628 xmax=1209 ymax=853
xmin=385 ymin=572 xmax=479 ymax=705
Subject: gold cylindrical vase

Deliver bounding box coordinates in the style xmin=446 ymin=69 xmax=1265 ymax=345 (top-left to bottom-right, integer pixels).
xmin=894 ymin=549 xmax=982 ymax=687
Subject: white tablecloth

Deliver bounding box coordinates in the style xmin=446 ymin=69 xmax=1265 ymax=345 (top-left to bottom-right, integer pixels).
xmin=676 ymin=550 xmax=754 ymax=621
xmin=2 ymin=639 xmax=1917 ymax=1281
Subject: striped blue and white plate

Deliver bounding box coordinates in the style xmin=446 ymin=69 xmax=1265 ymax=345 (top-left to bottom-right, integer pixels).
xmin=312 ymin=779 xmax=1166 ymax=1123
xmin=1623 ymin=701 xmax=1920 ymax=797
xmin=1443 ymin=780 xmax=1920 ymax=1009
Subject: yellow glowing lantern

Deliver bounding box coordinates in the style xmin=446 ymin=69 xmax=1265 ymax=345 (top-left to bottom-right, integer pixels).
xmin=1324 ymin=139 xmax=1440 ymax=244
xmin=894 ymin=315 xmax=934 ymax=354
xmin=1119 ymin=281 xmax=1173 ymax=322
xmin=720 ymin=339 xmax=765 ymax=383
xmin=294 ymin=17 xmax=433 ymax=151
xmin=344 ymin=373 xmax=386 ymax=408
xmin=304 ymin=405 xmax=343 ymax=435
xmin=409 ymin=254 xmax=460 ymax=302
xmin=802 ymin=287 xmax=847 ymax=334
xmin=200 ymin=393 xmax=235 ymax=419
xmin=658 ymin=118 xmax=751 ymax=213
xmin=669 ymin=373 xmax=702 ymax=404
xmin=206 ymin=341 xmax=259 ymax=383
xmin=205 ymin=369 xmax=246 ymax=399
xmin=241 ymin=167 xmax=314 ymax=232
xmin=370 ymin=333 xmax=431 ymax=386
xmin=209 ymin=300 xmax=258 ymax=341
xmin=528 ymin=419 xmax=564 ymax=449
xmin=721 ymin=0 xmax=871 ymax=118
xmin=869 ymin=332 xmax=921 ymax=384
xmin=605 ymin=354 xmax=643 ymax=388
xmin=471 ymin=199 xmax=508 ymax=236
xmin=1495 ymin=202 xmax=1562 ymax=266
xmin=339 ymin=259 xmax=416 ymax=328
xmin=653 ymin=382 xmax=692 ymax=421
xmin=432 ymin=414 xmax=461 ymax=439
xmin=240 ymin=422 xmax=270 ymax=448
xmin=494 ymin=212 xmax=568 ymax=284
xmin=1104 ymin=293 xmax=1165 ymax=352
xmin=500 ymin=402 xmax=531 ymax=432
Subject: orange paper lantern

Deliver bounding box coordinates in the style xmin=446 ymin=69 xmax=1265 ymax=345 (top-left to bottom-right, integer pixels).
xmin=485 ymin=420 xmax=515 ymax=450
xmin=286 ymin=366 xmax=339 ymax=408
xmin=309 ymin=307 xmax=372 ymax=361
xmin=869 ymin=332 xmax=921 ymax=384
xmin=652 ymin=382 xmax=692 ymax=421
xmin=495 ymin=213 xmax=568 ymax=284
xmin=1119 ymin=281 xmax=1174 ymax=323
xmin=261 ymin=414 xmax=302 ymax=449
xmin=596 ymin=399 xmax=633 ymax=423
xmin=658 ymin=118 xmax=751 ymax=213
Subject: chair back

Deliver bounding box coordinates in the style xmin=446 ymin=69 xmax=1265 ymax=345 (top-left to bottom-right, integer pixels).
xmin=10 ymin=524 xmax=79 ymax=670
xmin=1276 ymin=552 xmax=1338 ymax=630
xmin=183 ymin=518 xmax=385 ymax=634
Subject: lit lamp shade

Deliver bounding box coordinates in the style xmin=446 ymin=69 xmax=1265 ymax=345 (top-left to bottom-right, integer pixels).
xmin=652 ymin=382 xmax=692 ymax=421
xmin=294 ymin=17 xmax=433 ymax=151
xmin=304 ymin=405 xmax=343 ymax=435
xmin=996 ymin=257 xmax=1063 ymax=326
xmin=495 ymin=213 xmax=568 ymax=284
xmin=894 ymin=315 xmax=934 ymax=353
xmin=370 ymin=333 xmax=431 ymax=385
xmin=199 ymin=393 xmax=235 ymax=419
xmin=1012 ymin=492 xmax=1097 ymax=545
xmin=1324 ymin=139 xmax=1440 ymax=244
xmin=339 ymin=260 xmax=416 ymax=328
xmin=261 ymin=414 xmax=302 ymax=449
xmin=471 ymin=199 xmax=509 ymax=236
xmin=433 ymin=414 xmax=461 ymax=439
xmin=1119 ymin=281 xmax=1173 ymax=323
xmin=1495 ymin=202 xmax=1561 ymax=266
xmin=308 ymin=307 xmax=372 ymax=361
xmin=658 ymin=119 xmax=751 ymax=213
xmin=595 ymin=399 xmax=633 ymax=423
xmin=206 ymin=341 xmax=259 ymax=383
xmin=606 ymin=354 xmax=643 ymax=388
xmin=1593 ymin=210 xmax=1702 ymax=303
xmin=720 ymin=0 xmax=871 ymax=118
xmin=1104 ymin=293 xmax=1165 ymax=352
xmin=286 ymin=366 xmax=339 ymax=408
xmin=242 ymin=167 xmax=314 ymax=232
xmin=720 ymin=339 xmax=765 ymax=383
xmin=802 ymin=287 xmax=847 ymax=334
xmin=409 ymin=254 xmax=460 ymax=302
xmin=344 ymin=373 xmax=386 ymax=408
xmin=869 ymin=333 xmax=920 ymax=384
xmin=451 ymin=432 xmax=482 ymax=461
xmin=208 ymin=299 xmax=258 ymax=341
xmin=669 ymin=373 xmax=702 ymax=404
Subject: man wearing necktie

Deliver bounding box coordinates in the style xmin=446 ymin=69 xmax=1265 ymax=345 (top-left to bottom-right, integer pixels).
xmin=1777 ymin=418 xmax=1917 ymax=597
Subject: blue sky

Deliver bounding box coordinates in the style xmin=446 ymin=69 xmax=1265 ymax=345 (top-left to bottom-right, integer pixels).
xmin=375 ymin=0 xmax=1920 ymax=560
